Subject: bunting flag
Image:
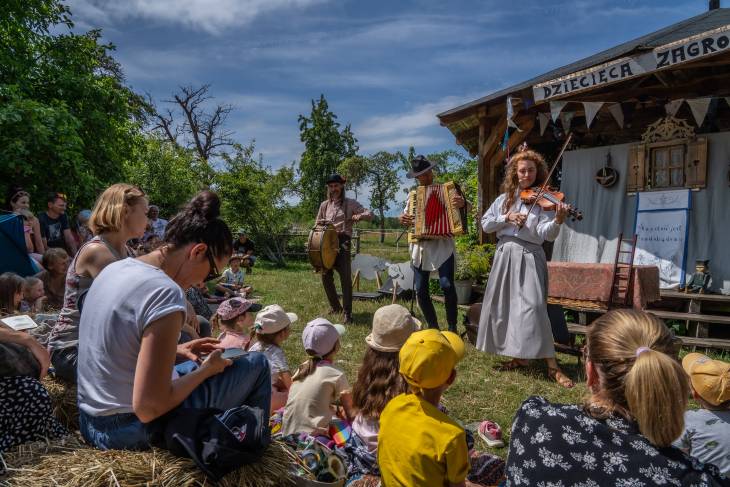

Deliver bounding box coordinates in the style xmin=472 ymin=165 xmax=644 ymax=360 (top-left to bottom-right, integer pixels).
xmin=665 ymin=99 xmax=684 ymax=117
xmin=538 ymin=112 xmax=550 ymax=136
xmin=608 ymin=103 xmax=624 ymax=129
xmin=583 ymin=102 xmax=604 ymax=129
xmin=726 ymin=97 xmax=730 ymax=109
xmin=550 ymin=101 xmax=567 ymax=122
xmin=506 ymin=96 xmax=522 ymax=131
xmin=560 ymin=111 xmax=575 ymax=131
xmin=687 ymin=97 xmax=712 ymax=127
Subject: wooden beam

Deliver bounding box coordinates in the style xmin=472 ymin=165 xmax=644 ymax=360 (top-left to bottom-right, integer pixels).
xmin=477 ymin=116 xmax=489 ymax=244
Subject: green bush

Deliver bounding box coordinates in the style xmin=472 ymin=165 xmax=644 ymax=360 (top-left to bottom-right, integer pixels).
xmin=455 ymin=244 xmax=495 ymax=284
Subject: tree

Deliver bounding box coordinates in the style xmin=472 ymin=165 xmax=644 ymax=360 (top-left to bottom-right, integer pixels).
xmin=152 ymin=85 xmax=234 ymax=187
xmin=340 ymin=151 xmax=400 ymax=243
xmin=297 ymin=95 xmax=358 ymax=216
xmin=124 ymin=135 xmax=206 ymax=217
xmin=217 ymin=143 xmax=297 ymax=266
xmin=0 ymin=0 xmax=146 ymax=211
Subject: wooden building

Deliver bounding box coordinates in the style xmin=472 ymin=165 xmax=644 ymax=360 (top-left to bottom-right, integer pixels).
xmin=437 ymin=5 xmax=730 ymax=293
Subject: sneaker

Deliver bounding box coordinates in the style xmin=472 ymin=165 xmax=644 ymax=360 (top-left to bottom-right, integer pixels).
xmin=477 ymin=420 xmax=504 ymax=448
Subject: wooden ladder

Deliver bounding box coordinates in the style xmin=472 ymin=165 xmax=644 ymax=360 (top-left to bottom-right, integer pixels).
xmin=610 ymin=234 xmax=638 ymax=308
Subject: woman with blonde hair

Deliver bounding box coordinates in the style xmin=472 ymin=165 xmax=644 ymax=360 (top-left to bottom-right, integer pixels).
xmin=476 ymin=148 xmax=573 ymax=387
xmin=506 ymin=310 xmax=728 ymax=485
xmin=48 ymin=183 xmax=148 ymax=383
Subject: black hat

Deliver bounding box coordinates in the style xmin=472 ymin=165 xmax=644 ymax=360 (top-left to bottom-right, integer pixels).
xmin=325 ymin=174 xmax=346 ymax=184
xmin=407 ymin=155 xmax=436 ymax=178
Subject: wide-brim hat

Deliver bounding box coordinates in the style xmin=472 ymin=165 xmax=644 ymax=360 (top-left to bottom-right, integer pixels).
xmin=325 ymin=174 xmax=346 ymax=185
xmin=406 ymin=155 xmax=436 ymax=178
xmin=366 ymin=304 xmax=420 ymax=352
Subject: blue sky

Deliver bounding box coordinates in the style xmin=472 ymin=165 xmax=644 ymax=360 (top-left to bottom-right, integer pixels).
xmin=67 ymin=0 xmax=704 ymax=174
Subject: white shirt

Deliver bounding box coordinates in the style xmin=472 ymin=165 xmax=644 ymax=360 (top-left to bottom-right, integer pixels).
xmin=403 ymin=200 xmax=455 ymax=271
xmin=481 ymin=193 xmax=561 ymax=244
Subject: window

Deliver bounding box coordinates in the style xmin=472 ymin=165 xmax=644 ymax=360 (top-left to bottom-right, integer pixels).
xmin=650 ymin=144 xmax=685 ymax=188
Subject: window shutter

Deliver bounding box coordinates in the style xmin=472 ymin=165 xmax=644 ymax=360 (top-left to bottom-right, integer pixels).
xmin=685 ymin=137 xmax=708 ymax=189
xmin=627 ymin=144 xmax=646 ymax=193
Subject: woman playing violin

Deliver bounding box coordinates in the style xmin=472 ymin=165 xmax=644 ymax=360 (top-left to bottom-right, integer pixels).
xmin=475 ymin=148 xmax=574 ymax=388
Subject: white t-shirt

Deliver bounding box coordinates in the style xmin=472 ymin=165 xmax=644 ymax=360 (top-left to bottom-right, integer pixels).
xmin=248 ymin=342 xmax=289 ymax=377
xmin=77 ymin=258 xmax=186 ymax=417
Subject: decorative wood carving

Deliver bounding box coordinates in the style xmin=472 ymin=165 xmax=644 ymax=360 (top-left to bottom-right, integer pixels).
xmin=640 ymin=116 xmax=695 ymax=144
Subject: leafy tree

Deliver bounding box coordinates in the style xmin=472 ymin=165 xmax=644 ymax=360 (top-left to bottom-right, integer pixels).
xmin=217 ymin=143 xmax=297 ymax=266
xmin=0 ymin=0 xmax=146 ymax=211
xmin=340 ymin=151 xmax=400 ymax=243
xmin=297 ymin=95 xmax=357 ymax=216
xmin=124 ymin=136 xmax=206 ymax=217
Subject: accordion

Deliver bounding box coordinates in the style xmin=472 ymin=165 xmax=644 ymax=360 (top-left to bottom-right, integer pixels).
xmin=406 ymin=181 xmax=468 ymax=243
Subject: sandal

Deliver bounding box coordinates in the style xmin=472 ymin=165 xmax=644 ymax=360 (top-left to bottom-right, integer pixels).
xmin=477 ymin=420 xmax=505 ymax=448
xmin=548 ymin=367 xmax=575 ymax=389
xmin=494 ymin=358 xmax=529 ymax=372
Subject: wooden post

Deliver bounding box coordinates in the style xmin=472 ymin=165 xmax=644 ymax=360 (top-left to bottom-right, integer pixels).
xmin=352 ymin=269 xmax=361 ymax=291
xmin=354 ymin=229 xmax=361 ymax=255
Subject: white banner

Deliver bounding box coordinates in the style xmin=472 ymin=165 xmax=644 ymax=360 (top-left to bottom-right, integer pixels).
xmin=687 ymin=97 xmax=712 ymax=127
xmin=583 ymin=102 xmax=604 ymax=128
xmin=533 ymin=25 xmax=730 ymax=102
xmin=506 ymin=96 xmax=521 ymax=131
xmin=637 ymin=189 xmax=691 ymax=211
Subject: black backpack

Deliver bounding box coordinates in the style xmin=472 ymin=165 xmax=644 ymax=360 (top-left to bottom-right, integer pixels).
xmin=147 ymin=404 xmax=271 ymax=481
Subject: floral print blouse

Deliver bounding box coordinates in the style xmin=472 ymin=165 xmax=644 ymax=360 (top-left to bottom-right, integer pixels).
xmin=506 ymin=396 xmax=729 ymax=487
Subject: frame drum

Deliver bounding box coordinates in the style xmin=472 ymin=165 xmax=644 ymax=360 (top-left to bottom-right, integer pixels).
xmin=307 ymin=224 xmax=339 ymax=272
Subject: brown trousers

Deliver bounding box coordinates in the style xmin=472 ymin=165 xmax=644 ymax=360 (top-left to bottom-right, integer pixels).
xmin=321 ymin=235 xmax=352 ymax=315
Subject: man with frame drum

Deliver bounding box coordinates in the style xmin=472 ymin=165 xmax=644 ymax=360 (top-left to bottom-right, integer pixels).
xmin=316 ymin=174 xmax=372 ymax=324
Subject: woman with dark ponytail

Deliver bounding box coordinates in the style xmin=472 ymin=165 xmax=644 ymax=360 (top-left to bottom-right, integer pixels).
xmin=505 ymin=310 xmax=729 ymax=486
xmin=76 ymin=191 xmax=271 ymax=450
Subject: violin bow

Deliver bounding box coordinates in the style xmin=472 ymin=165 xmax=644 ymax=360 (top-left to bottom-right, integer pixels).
xmin=525 ymin=132 xmax=573 ymax=216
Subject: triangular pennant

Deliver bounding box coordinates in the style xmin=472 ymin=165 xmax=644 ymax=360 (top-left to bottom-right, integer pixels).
xmin=538 ymin=112 xmax=550 ymax=136
xmin=550 ymin=101 xmax=567 ymax=122
xmin=725 ymin=97 xmax=730 ymax=109
xmin=560 ymin=111 xmax=575 ymax=131
xmin=686 ymin=97 xmax=712 ymax=127
xmin=582 ymin=102 xmax=604 ymax=129
xmin=506 ymin=96 xmax=522 ymax=132
xmin=608 ymin=103 xmax=624 ymax=129
xmin=665 ymin=99 xmax=684 ymax=117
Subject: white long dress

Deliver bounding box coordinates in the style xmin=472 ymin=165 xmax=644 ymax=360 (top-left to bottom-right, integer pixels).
xmin=476 ymin=193 xmax=562 ymax=359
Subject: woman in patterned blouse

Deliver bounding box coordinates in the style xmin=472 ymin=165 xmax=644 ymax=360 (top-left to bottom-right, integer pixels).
xmin=507 ymin=310 xmax=730 ymax=486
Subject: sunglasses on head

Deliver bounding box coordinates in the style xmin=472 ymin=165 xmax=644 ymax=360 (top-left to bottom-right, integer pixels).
xmin=205 ymin=248 xmax=221 ymax=282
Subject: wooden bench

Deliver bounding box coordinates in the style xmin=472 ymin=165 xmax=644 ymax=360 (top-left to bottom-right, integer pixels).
xmin=566 ymin=322 xmax=730 ymax=351
xmin=646 ymin=309 xmax=730 ymax=325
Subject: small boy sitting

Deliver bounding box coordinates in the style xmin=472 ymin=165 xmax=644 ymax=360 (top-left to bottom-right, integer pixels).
xmin=215 ymin=254 xmax=252 ymax=298
xmin=674 ymin=353 xmax=730 ymax=475
xmin=378 ymin=329 xmax=476 ymax=487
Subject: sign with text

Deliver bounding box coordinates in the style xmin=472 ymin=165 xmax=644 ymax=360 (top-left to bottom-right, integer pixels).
xmin=533 ymin=25 xmax=730 ymax=102
xmin=634 ymin=190 xmax=691 ymax=289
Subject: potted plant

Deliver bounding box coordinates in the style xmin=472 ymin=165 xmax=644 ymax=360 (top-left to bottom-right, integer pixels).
xmin=454 ymin=252 xmax=474 ymax=304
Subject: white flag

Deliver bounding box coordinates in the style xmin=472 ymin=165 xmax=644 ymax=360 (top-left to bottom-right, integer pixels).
xmin=550 ymin=101 xmax=567 ymax=122
xmin=560 ymin=111 xmax=575 ymax=131
xmin=506 ymin=96 xmax=521 ymax=131
xmin=538 ymin=112 xmax=550 ymax=136
xmin=687 ymin=98 xmax=712 ymax=127
xmin=608 ymin=103 xmax=624 ymax=129
xmin=583 ymin=102 xmax=604 ymax=129
xmin=665 ymin=99 xmax=684 ymax=117
xmin=725 ymin=97 xmax=730 ymax=109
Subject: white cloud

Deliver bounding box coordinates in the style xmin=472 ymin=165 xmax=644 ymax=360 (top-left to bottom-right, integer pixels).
xmin=67 ymin=0 xmax=330 ymax=34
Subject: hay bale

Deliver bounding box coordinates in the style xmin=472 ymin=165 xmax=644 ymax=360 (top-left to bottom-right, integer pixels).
xmin=1 ymin=435 xmax=295 ymax=487
xmin=42 ymin=377 xmax=78 ymax=430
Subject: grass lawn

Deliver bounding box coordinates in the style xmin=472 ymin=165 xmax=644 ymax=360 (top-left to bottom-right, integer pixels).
xmin=247 ymin=243 xmax=587 ymax=456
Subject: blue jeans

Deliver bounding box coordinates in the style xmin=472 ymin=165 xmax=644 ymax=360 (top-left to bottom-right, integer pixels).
xmin=413 ymin=254 xmax=458 ymax=332
xmin=79 ymin=351 xmax=271 ymax=450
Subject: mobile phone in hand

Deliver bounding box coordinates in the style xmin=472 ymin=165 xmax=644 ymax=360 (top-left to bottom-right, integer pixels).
xmin=221 ymin=348 xmax=248 ymax=360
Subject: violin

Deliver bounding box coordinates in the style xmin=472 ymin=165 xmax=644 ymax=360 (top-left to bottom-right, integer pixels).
xmin=520 ymin=186 xmax=583 ymax=221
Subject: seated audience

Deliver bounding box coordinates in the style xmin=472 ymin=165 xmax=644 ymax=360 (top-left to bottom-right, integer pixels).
xmin=145 ymin=204 xmax=168 ymax=240
xmin=0 ymin=326 xmax=66 ymax=468
xmin=36 ymin=248 xmax=69 ymax=310
xmin=76 ymin=191 xmax=271 ymax=450
xmin=48 ymin=183 xmax=148 ymax=383
xmin=674 ymin=352 xmax=730 ymax=475
xmin=214 ymin=254 xmax=248 ymax=297
xmin=7 ymin=185 xmax=45 ymax=259
xmin=282 ymin=318 xmax=352 ymax=436
xmin=20 ymin=277 xmax=45 ymax=313
xmin=506 ymin=309 xmax=728 ymax=486
xmin=249 ymin=304 xmax=297 ymax=412
xmin=378 ymin=329 xmax=501 ymax=487
xmin=74 ymin=209 xmax=93 ymax=246
xmin=38 ymin=192 xmax=77 ymax=255
xmin=180 ymin=300 xmax=212 ymax=344
xmin=185 ymin=282 xmax=219 ymax=320
xmin=232 ymin=231 xmax=256 ymax=267
xmin=210 ymin=297 xmax=261 ymax=350
xmin=0 ymin=272 xmax=25 ymax=315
